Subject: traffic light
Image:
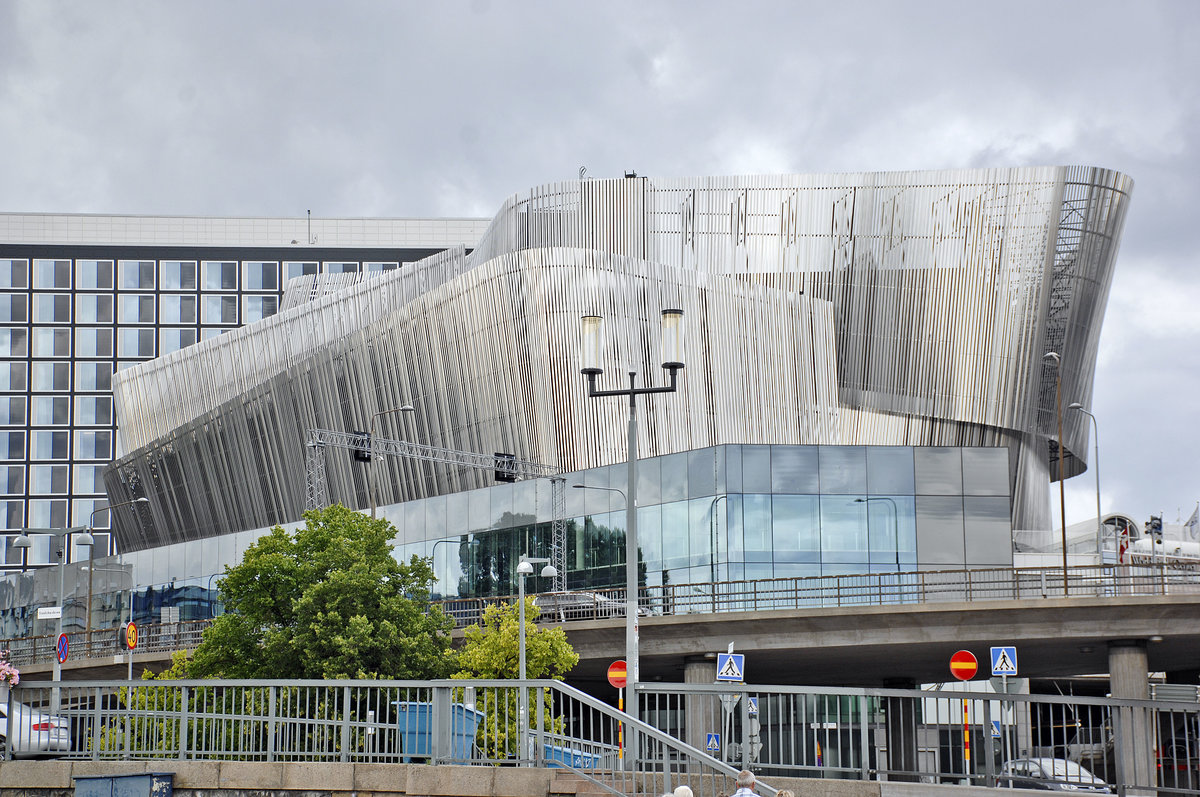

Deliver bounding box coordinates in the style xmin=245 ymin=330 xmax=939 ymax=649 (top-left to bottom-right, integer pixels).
xmin=353 ymin=431 xmax=372 ymax=462
xmin=494 ymin=452 xmax=517 ymax=483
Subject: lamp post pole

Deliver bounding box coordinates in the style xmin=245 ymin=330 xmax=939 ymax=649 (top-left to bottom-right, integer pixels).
xmin=580 ymin=309 xmax=685 ymax=752
xmin=13 ymin=526 xmax=92 ymax=709
xmin=855 ymin=496 xmax=900 ymax=570
xmin=85 ymin=496 xmax=149 ymax=637
xmin=1044 ymin=352 xmax=1069 ymax=596
xmin=1069 ymin=403 xmax=1103 ymax=561
xmin=516 ymin=555 xmax=557 ymax=765
xmin=368 ymin=404 xmax=415 ymax=519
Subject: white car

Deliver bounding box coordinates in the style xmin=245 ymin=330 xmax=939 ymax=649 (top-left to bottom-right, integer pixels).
xmin=535 ymin=591 xmax=651 ymax=622
xmin=0 ymin=699 xmax=71 ymax=757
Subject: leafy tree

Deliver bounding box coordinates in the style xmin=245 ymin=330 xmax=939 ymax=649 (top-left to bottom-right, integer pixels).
xmin=453 ymin=599 xmax=578 ymax=759
xmin=191 ymin=504 xmax=455 ymax=679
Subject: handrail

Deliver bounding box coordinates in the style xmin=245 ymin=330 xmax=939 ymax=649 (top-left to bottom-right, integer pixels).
xmin=3 ymin=562 xmax=1198 ymax=664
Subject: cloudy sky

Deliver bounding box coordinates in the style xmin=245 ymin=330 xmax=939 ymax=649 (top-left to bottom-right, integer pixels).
xmin=1 ymin=0 xmax=1196 ymax=530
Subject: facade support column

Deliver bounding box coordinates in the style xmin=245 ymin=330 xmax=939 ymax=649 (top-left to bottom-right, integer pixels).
xmin=1109 ymin=640 xmax=1153 ymax=794
xmin=684 ymin=656 xmax=717 ymax=756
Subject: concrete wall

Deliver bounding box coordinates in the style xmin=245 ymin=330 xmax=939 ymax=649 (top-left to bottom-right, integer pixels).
xmin=0 ymin=761 xmax=1046 ymax=797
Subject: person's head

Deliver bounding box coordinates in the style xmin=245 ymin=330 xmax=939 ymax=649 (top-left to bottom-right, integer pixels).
xmin=736 ymin=770 xmax=756 ymax=790
xmin=776 ymin=791 xmax=794 ymax=797
xmin=673 ymin=786 xmax=694 ymax=797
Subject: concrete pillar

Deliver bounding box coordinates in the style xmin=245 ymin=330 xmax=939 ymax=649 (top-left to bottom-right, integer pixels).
xmin=1108 ymin=640 xmax=1154 ymax=793
xmin=882 ymin=678 xmax=920 ymax=782
xmin=684 ymin=656 xmax=718 ymax=755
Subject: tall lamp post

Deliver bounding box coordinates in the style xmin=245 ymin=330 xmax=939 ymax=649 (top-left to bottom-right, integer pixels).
xmin=1068 ymin=403 xmax=1103 ymax=561
xmin=12 ymin=525 xmax=93 ymax=698
xmin=517 ymin=554 xmax=557 ymax=764
xmin=855 ymin=497 xmax=901 ymax=570
xmin=1043 ymin=352 xmax=1069 ymax=595
xmin=580 ymin=308 xmax=684 ymax=744
xmin=368 ymin=404 xmax=415 ymax=518
xmin=85 ymin=496 xmax=149 ymax=636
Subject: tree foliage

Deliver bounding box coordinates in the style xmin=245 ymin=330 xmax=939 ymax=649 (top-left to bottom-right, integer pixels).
xmin=190 ymin=504 xmax=455 ymax=679
xmin=453 ymin=599 xmax=578 ymax=759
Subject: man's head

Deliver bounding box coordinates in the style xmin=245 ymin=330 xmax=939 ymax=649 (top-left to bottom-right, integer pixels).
xmin=736 ymin=770 xmax=755 ymax=790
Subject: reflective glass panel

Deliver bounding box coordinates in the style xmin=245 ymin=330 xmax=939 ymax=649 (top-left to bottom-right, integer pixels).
xmin=962 ymin=448 xmax=1010 ymax=496
xmin=162 ymin=261 xmax=197 ymax=290
xmin=771 ymin=494 xmax=821 ymax=563
xmin=773 ymin=446 xmax=820 ymax=493
xmin=820 ymin=495 xmax=869 ymax=565
xmin=914 ymin=448 xmax=963 ymax=495
xmin=964 ymin=496 xmax=1012 ymax=565
xmin=819 ymin=446 xmax=866 ymax=494
xmin=77 ymin=260 xmax=114 ymax=290
xmin=915 ymin=496 xmax=966 ymax=565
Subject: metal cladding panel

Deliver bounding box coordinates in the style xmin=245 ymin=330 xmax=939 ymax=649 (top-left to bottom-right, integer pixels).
xmin=105 ymin=167 xmax=1132 ymax=548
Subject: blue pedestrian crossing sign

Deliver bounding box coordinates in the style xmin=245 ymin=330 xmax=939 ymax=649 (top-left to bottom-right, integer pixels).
xmin=706 ymin=733 xmax=721 ymax=753
xmin=747 ymin=697 xmax=758 ymax=716
xmin=716 ymin=652 xmax=745 ymax=682
xmin=990 ymin=646 xmax=1018 ymax=676
xmin=991 ymin=720 xmax=1002 ymax=738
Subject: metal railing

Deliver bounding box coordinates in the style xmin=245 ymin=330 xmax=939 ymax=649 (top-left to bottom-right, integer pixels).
xmin=434 ymin=563 xmax=1200 ymax=628
xmin=5 ymin=677 xmax=1198 ymax=795
xmin=1 ymin=619 xmax=208 ymax=668
xmin=4 ymin=678 xmax=764 ymax=797
xmin=4 ymin=563 xmax=1198 ymax=665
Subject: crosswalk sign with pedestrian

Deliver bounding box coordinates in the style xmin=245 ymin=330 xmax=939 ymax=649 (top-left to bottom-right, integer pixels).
xmin=990 ymin=646 xmax=1018 ymax=676
xmin=716 ymin=652 xmax=745 ymax=682
xmin=706 ymin=733 xmax=721 ymax=753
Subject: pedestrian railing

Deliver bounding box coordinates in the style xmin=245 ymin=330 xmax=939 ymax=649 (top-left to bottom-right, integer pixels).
xmin=5 ymin=678 xmax=766 ymax=797
xmin=1 ymin=619 xmax=208 ymax=668
xmin=6 ymin=677 xmax=1198 ymax=796
xmin=435 ymin=562 xmax=1200 ymax=628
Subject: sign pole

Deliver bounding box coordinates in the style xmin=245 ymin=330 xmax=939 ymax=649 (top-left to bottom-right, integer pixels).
xmin=618 ymin=686 xmax=624 ymax=760
xmin=963 ymin=698 xmax=971 ymax=778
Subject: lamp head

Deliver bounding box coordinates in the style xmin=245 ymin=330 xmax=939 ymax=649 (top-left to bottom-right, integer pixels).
xmin=1042 ymin=351 xmax=1060 ymax=365
xmin=1068 ymin=402 xmax=1083 ymax=410
xmin=75 ymin=530 xmax=94 ymax=547
xmin=580 ymin=316 xmax=604 ymax=375
xmin=540 ymin=564 xmax=558 ymax=579
xmin=516 ymin=560 xmax=534 ymax=576
xmin=12 ymin=534 xmax=31 ymax=549
xmin=660 ymin=308 xmax=684 ymax=369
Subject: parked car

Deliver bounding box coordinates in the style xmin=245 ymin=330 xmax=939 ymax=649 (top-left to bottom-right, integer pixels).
xmin=534 ymin=591 xmax=650 ymax=622
xmin=0 ymin=698 xmax=71 ymax=757
xmin=1000 ymin=758 xmax=1112 ymax=792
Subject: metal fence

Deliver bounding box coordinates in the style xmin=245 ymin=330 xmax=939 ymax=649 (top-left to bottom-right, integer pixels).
xmin=435 ymin=563 xmax=1200 ymax=628
xmin=640 ymin=682 xmax=1200 ymax=795
xmin=3 ymin=678 xmax=758 ymax=797
xmin=4 ymin=678 xmax=1199 ymax=795
xmin=1 ymin=620 xmax=207 ymax=668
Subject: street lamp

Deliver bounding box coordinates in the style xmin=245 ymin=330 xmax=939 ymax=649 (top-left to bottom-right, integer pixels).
xmin=81 ymin=563 xmax=135 ymax=680
xmin=428 ymin=536 xmax=481 ymax=597
xmin=1043 ymin=352 xmax=1069 ymax=595
xmin=85 ymin=497 xmax=149 ymax=636
xmin=12 ymin=526 xmax=93 ymax=693
xmin=855 ymin=497 xmax=900 ymax=570
xmin=579 ymin=308 xmax=684 ymax=741
xmin=368 ymin=404 xmax=415 ymax=519
xmin=517 ymin=554 xmax=557 ymax=763
xmin=1068 ymin=403 xmax=1103 ymax=561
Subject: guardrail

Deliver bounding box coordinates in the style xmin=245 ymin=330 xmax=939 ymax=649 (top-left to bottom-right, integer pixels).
xmin=434 ymin=562 xmax=1200 ymax=628
xmin=2 ymin=620 xmax=208 ymax=668
xmin=5 ymin=678 xmax=1198 ymax=796
xmin=4 ymin=678 xmax=767 ymax=797
xmin=4 ymin=563 xmax=1198 ymax=666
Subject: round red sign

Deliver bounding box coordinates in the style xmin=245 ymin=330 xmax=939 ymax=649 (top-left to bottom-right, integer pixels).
xmin=949 ymin=649 xmax=978 ymax=681
xmin=607 ymin=659 xmax=628 ymax=689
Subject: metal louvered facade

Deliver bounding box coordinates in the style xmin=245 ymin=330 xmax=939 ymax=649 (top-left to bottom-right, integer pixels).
xmin=104 ymin=166 xmax=1132 ymax=550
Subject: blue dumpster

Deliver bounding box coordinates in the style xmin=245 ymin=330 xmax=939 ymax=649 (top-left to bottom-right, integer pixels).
xmin=393 ymin=701 xmax=483 ymax=762
xmin=74 ymin=773 xmax=174 ymax=797
xmin=543 ymin=743 xmax=602 ymax=768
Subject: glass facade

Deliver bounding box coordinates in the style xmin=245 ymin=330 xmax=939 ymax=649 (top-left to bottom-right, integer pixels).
xmin=0 ymin=443 xmax=1011 ymax=640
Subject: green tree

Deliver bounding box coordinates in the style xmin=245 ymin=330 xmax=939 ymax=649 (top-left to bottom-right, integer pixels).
xmin=191 ymin=503 xmax=455 ymax=679
xmin=453 ymin=599 xmax=578 ymax=759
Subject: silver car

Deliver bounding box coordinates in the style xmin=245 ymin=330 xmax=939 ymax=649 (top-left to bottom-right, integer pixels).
xmin=999 ymin=758 xmax=1112 ymax=792
xmin=0 ymin=698 xmax=71 ymax=757
xmin=535 ymin=591 xmax=650 ymax=622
